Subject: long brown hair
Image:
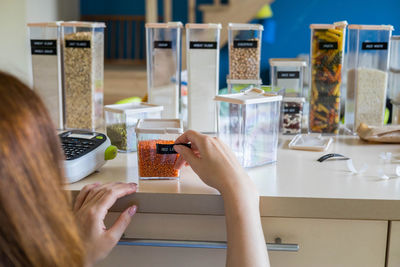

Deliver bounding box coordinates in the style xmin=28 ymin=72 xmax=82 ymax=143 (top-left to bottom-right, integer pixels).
xmin=0 ymin=72 xmax=85 ymax=266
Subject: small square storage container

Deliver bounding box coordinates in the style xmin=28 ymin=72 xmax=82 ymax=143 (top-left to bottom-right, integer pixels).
xmin=215 ymin=88 xmax=282 ymax=168
xmin=227 ymin=79 xmax=262 ymax=93
xmin=135 ymin=119 xmax=183 ymax=180
xmin=345 ymin=24 xmax=393 ymax=132
xmin=186 ymin=23 xmax=221 ymax=133
xmin=146 ymin=22 xmax=182 ymax=119
xmin=28 ymin=22 xmax=64 ymax=130
xmin=228 ymin=23 xmax=263 ymax=81
xmin=61 ymin=21 xmax=106 ymax=131
xmin=282 ymin=97 xmax=305 ymax=135
xmin=391 ymin=100 xmax=400 ymax=124
xmin=388 ymin=36 xmax=400 ymax=101
xmin=309 ymin=21 xmax=347 ymax=135
xmin=269 ymin=58 xmax=307 ymax=97
xmin=104 ymin=103 xmax=163 ymax=152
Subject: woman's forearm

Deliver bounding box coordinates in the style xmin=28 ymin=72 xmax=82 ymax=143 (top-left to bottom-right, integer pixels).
xmin=222 ymin=181 xmax=270 ymax=267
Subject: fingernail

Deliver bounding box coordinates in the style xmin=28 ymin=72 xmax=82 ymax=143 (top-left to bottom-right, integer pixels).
xmin=128 ymin=205 xmax=137 ymax=216
xmin=94 ymin=182 xmax=101 ymax=186
xmin=173 ymin=145 xmax=181 ymax=153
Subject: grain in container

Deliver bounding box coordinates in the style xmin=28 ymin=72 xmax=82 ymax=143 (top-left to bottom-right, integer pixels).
xmin=28 ymin=22 xmax=64 ymax=129
xmin=146 ymin=22 xmax=182 ymax=119
xmin=269 ymin=58 xmax=306 ymax=97
xmin=345 ymin=25 xmax=393 ymax=132
xmin=389 ymin=36 xmax=400 ymax=101
xmin=228 ymin=23 xmax=263 ymax=81
xmin=215 ymin=88 xmax=282 ymax=168
xmin=186 ymin=23 xmax=221 ymax=133
xmin=282 ymin=97 xmax=305 ymax=134
xmin=61 ymin=21 xmax=105 ymax=131
xmin=104 ymin=103 xmax=163 ymax=152
xmin=309 ymin=21 xmax=347 ymax=135
xmin=135 ymin=119 xmax=183 ymax=180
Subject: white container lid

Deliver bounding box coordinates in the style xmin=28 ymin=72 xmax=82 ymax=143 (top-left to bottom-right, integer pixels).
xmin=146 ymin=22 xmax=183 ymax=29
xmin=186 ymin=23 xmax=221 ymax=29
xmin=61 ymin=21 xmax=106 ymax=28
xmin=310 ymin=21 xmax=348 ymax=29
xmin=269 ymin=58 xmax=307 ymax=67
xmin=104 ymin=103 xmax=163 ymax=115
xmin=135 ymin=119 xmax=183 ymax=134
xmin=27 ymin=21 xmax=63 ymax=27
xmin=348 ymin=24 xmax=394 ymax=31
xmin=283 ymin=97 xmax=305 ymax=103
xmin=214 ymin=88 xmax=282 ymax=105
xmin=228 ymin=23 xmax=263 ymax=31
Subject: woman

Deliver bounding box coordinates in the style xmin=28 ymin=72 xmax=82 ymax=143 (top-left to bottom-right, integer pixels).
xmin=0 ymin=71 xmax=268 ymax=267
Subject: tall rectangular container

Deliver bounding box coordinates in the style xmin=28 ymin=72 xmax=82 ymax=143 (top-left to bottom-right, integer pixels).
xmin=61 ymin=22 xmax=105 ymax=131
xmin=215 ymin=88 xmax=282 ymax=168
xmin=28 ymin=22 xmax=64 ymax=129
xmin=345 ymin=25 xmax=393 ymax=132
xmin=309 ymin=21 xmax=347 ymax=134
xmin=186 ymin=23 xmax=221 ymax=133
xmin=146 ymin=22 xmax=182 ymax=119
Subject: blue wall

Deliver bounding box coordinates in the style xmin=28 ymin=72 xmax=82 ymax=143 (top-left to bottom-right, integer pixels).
xmin=81 ymin=0 xmax=400 ymax=87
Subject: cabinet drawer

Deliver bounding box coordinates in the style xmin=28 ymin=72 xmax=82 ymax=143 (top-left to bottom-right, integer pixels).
xmin=100 ymin=213 xmax=387 ymax=267
xmin=387 ymin=221 xmax=400 ymax=267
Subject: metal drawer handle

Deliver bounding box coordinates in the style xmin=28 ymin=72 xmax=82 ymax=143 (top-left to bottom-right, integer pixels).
xmin=118 ymin=237 xmax=299 ymax=252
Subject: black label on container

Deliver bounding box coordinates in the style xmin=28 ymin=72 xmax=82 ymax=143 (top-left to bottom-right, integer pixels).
xmin=189 ymin=41 xmax=217 ymax=49
xmin=154 ymin=41 xmax=172 ymax=49
xmin=277 ymin=71 xmax=300 ymax=79
xmin=65 ymin=40 xmax=91 ymax=48
xmin=156 ymin=143 xmax=191 ymax=154
xmin=233 ymin=40 xmax=258 ymax=48
xmin=319 ymin=42 xmax=338 ymax=50
xmin=30 ymin=39 xmax=57 ymax=55
xmin=362 ymin=42 xmax=388 ymax=50
xmin=284 ymin=106 xmax=301 ymax=114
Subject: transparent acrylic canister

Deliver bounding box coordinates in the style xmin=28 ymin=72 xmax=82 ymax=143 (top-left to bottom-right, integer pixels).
xmin=28 ymin=22 xmax=64 ymax=130
xmin=228 ymin=23 xmax=263 ymax=81
xmin=215 ymin=88 xmax=282 ymax=168
xmin=389 ymin=36 xmax=400 ymax=102
xmin=282 ymin=97 xmax=305 ymax=135
xmin=269 ymin=58 xmax=306 ymax=97
xmin=186 ymin=23 xmax=221 ymax=133
xmin=345 ymin=25 xmax=393 ymax=132
xmin=104 ymin=103 xmax=163 ymax=152
xmin=61 ymin=22 xmax=106 ymax=131
xmin=146 ymin=22 xmax=182 ymax=119
xmin=309 ymin=21 xmax=347 ymax=135
xmin=135 ymin=119 xmax=183 ymax=180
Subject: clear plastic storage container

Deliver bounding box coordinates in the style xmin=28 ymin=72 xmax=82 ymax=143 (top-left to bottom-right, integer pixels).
xmin=345 ymin=25 xmax=393 ymax=132
xmin=146 ymin=22 xmax=182 ymax=119
xmin=215 ymin=88 xmax=282 ymax=168
xmin=282 ymin=97 xmax=305 ymax=135
xmin=228 ymin=23 xmax=263 ymax=81
xmin=135 ymin=119 xmax=183 ymax=180
xmin=269 ymin=58 xmax=306 ymax=97
xmin=309 ymin=21 xmax=347 ymax=134
xmin=62 ymin=22 xmax=105 ymax=131
xmin=391 ymin=100 xmax=400 ymax=124
xmin=186 ymin=23 xmax=221 ymax=133
xmin=389 ymin=36 xmax=400 ymax=101
xmin=28 ymin=22 xmax=64 ymax=129
xmin=104 ymin=103 xmax=163 ymax=152
xmin=227 ymin=79 xmax=262 ymax=93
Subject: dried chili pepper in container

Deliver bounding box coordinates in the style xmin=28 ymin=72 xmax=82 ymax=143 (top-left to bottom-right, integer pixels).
xmin=309 ymin=21 xmax=347 ymax=134
xmin=135 ymin=119 xmax=183 ymax=180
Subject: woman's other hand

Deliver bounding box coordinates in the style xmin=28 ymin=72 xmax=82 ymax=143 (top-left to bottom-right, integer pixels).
xmin=73 ymin=182 xmax=137 ymax=265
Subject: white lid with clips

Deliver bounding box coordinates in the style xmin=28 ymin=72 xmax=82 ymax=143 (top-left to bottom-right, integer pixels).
xmin=61 ymin=21 xmax=106 ymax=28
xmin=228 ymin=23 xmax=263 ymax=31
xmin=145 ymin=22 xmax=183 ymax=29
xmin=214 ymin=88 xmax=282 ymax=105
xmin=186 ymin=23 xmax=221 ymax=29
xmin=135 ymin=119 xmax=183 ymax=134
xmin=269 ymin=58 xmax=307 ymax=67
xmin=104 ymin=103 xmax=163 ymax=116
xmin=348 ymin=24 xmax=394 ymax=31
xmin=27 ymin=21 xmax=63 ymax=27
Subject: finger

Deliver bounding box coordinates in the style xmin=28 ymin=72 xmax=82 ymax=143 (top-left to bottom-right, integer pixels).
xmin=73 ymin=182 xmax=101 ymax=211
xmin=107 ymin=205 xmax=137 ymax=244
xmin=174 ymin=155 xmax=187 ymax=170
xmin=175 ymin=130 xmax=204 ymax=151
xmin=88 ymin=183 xmax=137 ymax=215
xmin=173 ymin=145 xmax=200 ymax=169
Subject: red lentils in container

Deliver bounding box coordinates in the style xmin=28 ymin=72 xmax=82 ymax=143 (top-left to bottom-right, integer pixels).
xmin=138 ymin=140 xmax=179 ymax=178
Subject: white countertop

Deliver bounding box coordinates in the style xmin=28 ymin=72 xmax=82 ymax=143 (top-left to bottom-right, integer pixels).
xmin=67 ymin=135 xmax=400 ymax=220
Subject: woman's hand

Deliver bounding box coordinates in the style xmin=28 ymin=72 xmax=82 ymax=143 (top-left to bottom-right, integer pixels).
xmin=173 ymin=130 xmax=257 ymax=197
xmin=73 ymin=182 xmax=137 ymax=265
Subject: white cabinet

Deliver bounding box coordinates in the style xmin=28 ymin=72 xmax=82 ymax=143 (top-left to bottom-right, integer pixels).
xmin=97 ymin=213 xmax=388 ymax=267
